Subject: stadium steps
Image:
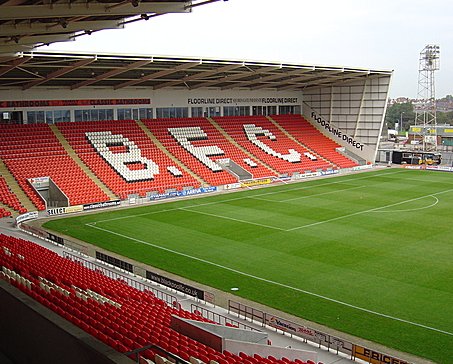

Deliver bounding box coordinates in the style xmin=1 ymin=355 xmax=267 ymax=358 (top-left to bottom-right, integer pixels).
xmin=266 ymin=116 xmax=335 ymax=168
xmin=206 ymin=117 xmax=280 ymax=176
xmin=0 ymin=158 xmax=35 ymax=213
xmin=49 ymin=125 xmax=118 ymax=201
xmin=136 ymin=119 xmax=207 ymax=186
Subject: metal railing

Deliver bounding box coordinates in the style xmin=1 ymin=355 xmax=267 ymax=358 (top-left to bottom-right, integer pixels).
xmin=191 ymin=303 xmax=259 ymax=332
xmin=63 ymin=251 xmax=178 ymax=306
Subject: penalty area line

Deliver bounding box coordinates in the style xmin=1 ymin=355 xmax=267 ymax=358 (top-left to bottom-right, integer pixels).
xmin=179 ymin=207 xmax=286 ymax=231
xmin=286 ymin=187 xmax=453 ymax=232
xmin=85 ymin=222 xmax=453 ymax=337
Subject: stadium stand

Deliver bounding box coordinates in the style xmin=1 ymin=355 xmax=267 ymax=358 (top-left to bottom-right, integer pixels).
xmin=0 ymin=124 xmax=110 ymax=210
xmin=0 ymin=124 xmax=108 ymax=210
xmin=0 ymin=175 xmax=25 ymax=215
xmin=271 ymin=115 xmax=358 ymax=169
xmin=57 ymin=120 xmax=201 ymax=199
xmin=213 ymin=116 xmax=332 ymax=175
xmin=0 ymin=233 xmax=319 ymax=364
xmin=0 ymin=116 xmax=358 ymax=212
xmin=143 ymin=118 xmax=275 ymax=185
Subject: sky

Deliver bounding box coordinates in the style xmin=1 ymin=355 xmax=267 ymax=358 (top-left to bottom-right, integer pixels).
xmin=47 ymin=0 xmax=453 ymax=99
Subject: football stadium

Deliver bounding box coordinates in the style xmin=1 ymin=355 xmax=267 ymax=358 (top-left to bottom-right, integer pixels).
xmin=0 ymin=2 xmax=452 ymax=364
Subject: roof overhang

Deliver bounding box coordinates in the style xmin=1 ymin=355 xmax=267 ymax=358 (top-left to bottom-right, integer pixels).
xmin=0 ymin=51 xmax=393 ymax=91
xmin=0 ymin=0 xmax=225 ymax=56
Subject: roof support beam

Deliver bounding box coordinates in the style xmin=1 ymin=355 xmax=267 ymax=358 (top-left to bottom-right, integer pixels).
xmin=190 ymin=66 xmax=281 ymax=89
xmin=221 ymin=68 xmax=315 ymax=90
xmin=0 ymin=3 xmax=189 ymax=20
xmin=0 ymin=55 xmax=31 ymax=77
xmin=0 ymin=19 xmax=125 ymax=37
xmin=260 ymin=70 xmax=346 ymax=91
xmin=22 ymin=57 xmax=96 ymax=90
xmin=0 ymin=33 xmax=76 ymax=46
xmin=153 ymin=63 xmax=243 ymax=90
xmin=71 ymin=59 xmax=152 ymax=89
xmin=0 ymin=44 xmax=34 ymax=53
xmin=114 ymin=61 xmax=201 ymax=89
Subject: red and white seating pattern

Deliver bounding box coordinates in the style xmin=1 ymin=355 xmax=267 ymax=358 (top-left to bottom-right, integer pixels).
xmin=243 ymin=124 xmax=301 ymax=163
xmin=0 ymin=124 xmax=109 ymax=210
xmin=144 ymin=118 xmax=274 ymax=186
xmin=271 ymin=115 xmax=358 ymax=169
xmin=57 ymin=120 xmax=200 ymax=199
xmin=0 ymin=175 xmax=26 ymax=215
xmin=213 ymin=116 xmax=332 ymax=174
xmin=0 ymin=234 xmax=319 ymax=364
xmin=0 ymin=116 xmax=359 ymax=211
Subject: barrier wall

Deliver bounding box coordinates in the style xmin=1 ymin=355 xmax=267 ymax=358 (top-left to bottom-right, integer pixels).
xmin=0 ymin=280 xmax=133 ymax=364
xmin=170 ymin=315 xmax=318 ymax=363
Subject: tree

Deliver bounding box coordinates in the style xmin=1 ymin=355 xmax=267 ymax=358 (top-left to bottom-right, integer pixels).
xmin=437 ymin=111 xmax=453 ymax=125
xmin=385 ymin=102 xmax=415 ymax=132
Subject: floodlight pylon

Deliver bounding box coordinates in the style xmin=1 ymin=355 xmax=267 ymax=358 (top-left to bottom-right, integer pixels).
xmin=414 ymin=44 xmax=440 ymax=151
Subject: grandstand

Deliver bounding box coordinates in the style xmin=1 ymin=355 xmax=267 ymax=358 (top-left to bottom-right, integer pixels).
xmin=0 ymin=114 xmax=368 ymax=211
xmin=0 ymin=3 xmax=413 ymax=363
xmin=0 ymin=49 xmax=402 ymax=363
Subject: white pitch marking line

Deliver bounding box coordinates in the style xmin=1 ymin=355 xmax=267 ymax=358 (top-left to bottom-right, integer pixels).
xmin=248 ymin=185 xmax=365 ymax=203
xmin=280 ymin=185 xmax=366 ymax=202
xmin=85 ymin=223 xmax=453 ymax=337
xmin=179 ymin=207 xmax=286 ymax=231
xmin=370 ymin=195 xmax=439 ymax=213
xmin=286 ymin=188 xmax=453 ymax=232
xmin=92 ymin=169 xmax=406 ymax=224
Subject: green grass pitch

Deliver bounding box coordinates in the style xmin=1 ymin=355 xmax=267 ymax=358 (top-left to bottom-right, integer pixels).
xmin=43 ymin=169 xmax=453 ymax=363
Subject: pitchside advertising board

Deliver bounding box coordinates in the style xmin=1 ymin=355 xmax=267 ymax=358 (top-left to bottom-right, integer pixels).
xmin=240 ymin=178 xmax=272 ymax=188
xmin=352 ymin=345 xmax=410 ymax=364
xmin=146 ymin=270 xmax=205 ymax=300
xmin=46 ymin=200 xmax=121 ymax=216
xmin=15 ymin=211 xmax=38 ymax=224
xmin=149 ymin=186 xmax=217 ymax=201
xmin=265 ymin=315 xmax=353 ymax=356
xmin=427 ymin=165 xmax=453 ymax=172
xmin=47 ymin=205 xmax=83 ymax=216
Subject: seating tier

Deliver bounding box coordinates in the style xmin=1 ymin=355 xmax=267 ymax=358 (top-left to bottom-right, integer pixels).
xmin=271 ymin=115 xmax=358 ymax=168
xmin=0 ymin=175 xmax=25 ymax=214
xmin=57 ymin=120 xmax=200 ymax=199
xmin=144 ymin=118 xmax=275 ymax=186
xmin=213 ymin=116 xmax=332 ymax=174
xmin=0 ymin=124 xmax=109 ymax=209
